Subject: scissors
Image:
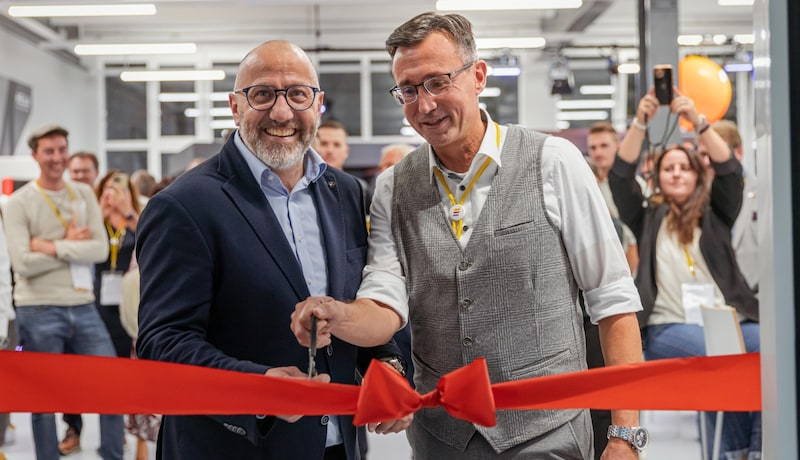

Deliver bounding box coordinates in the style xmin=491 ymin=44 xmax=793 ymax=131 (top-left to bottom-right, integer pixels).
xmin=307 ymin=315 xmax=318 ymax=379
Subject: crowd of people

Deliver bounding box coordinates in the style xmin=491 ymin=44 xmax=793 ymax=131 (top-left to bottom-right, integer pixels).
xmin=0 ymin=10 xmax=761 ymax=460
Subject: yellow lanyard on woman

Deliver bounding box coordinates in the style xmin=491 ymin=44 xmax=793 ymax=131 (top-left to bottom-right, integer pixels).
xmin=35 ymin=181 xmax=76 ymax=230
xmin=683 ymin=247 xmax=696 ymax=278
xmin=433 ymin=122 xmax=500 ymax=239
xmin=106 ymin=222 xmax=126 ymax=270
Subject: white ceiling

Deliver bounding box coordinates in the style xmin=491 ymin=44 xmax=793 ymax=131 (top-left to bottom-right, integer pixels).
xmin=0 ymin=0 xmax=755 ymax=64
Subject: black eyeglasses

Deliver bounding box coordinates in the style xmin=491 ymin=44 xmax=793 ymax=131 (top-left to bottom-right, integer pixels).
xmin=233 ymin=84 xmax=320 ymax=111
xmin=388 ymin=62 xmax=474 ymax=105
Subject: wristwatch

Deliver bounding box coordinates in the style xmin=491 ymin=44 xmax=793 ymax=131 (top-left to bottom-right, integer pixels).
xmin=379 ymin=356 xmax=407 ymax=377
xmin=607 ymin=425 xmax=649 ymax=452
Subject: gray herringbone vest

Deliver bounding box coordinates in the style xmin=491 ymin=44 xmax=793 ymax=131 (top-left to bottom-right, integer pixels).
xmin=391 ymin=126 xmax=587 ymax=453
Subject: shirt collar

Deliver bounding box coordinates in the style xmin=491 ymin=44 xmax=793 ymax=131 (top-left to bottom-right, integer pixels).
xmin=234 ymin=129 xmax=328 ymax=190
xmin=426 ymin=108 xmax=505 ymax=184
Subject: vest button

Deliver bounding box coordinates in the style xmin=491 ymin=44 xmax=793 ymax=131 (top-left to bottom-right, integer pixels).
xmin=461 ymin=298 xmax=472 ymax=309
xmin=458 ymin=261 xmax=471 ymax=271
xmin=320 ymin=415 xmax=330 ymax=425
xmin=462 ymin=337 xmax=473 ymax=347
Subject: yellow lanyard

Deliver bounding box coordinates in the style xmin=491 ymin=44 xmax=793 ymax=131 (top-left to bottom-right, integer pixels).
xmin=35 ymin=181 xmax=76 ymax=230
xmin=433 ymin=122 xmax=500 ymax=239
xmin=682 ymin=247 xmax=696 ymax=278
xmin=106 ymin=222 xmax=126 ymax=270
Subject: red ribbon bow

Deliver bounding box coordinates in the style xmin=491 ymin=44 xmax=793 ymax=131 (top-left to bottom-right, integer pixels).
xmin=354 ymin=358 xmax=497 ymax=427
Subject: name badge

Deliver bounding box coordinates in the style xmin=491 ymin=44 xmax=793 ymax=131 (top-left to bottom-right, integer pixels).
xmin=100 ymin=271 xmax=124 ymax=306
xmin=70 ymin=263 xmax=93 ymax=291
xmin=681 ymin=282 xmax=715 ymax=326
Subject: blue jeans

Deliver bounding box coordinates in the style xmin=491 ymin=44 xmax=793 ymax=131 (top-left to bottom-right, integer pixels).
xmin=15 ymin=304 xmax=124 ymax=460
xmin=644 ymin=322 xmax=761 ymax=460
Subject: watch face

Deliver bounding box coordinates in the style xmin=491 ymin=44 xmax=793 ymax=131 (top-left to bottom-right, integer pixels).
xmin=633 ymin=427 xmax=649 ymax=449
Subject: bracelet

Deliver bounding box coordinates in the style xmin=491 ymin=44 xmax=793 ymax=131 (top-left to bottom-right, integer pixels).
xmin=631 ymin=118 xmax=647 ymax=131
xmin=697 ymin=123 xmax=711 ymax=135
xmin=695 ymin=114 xmax=710 ymax=135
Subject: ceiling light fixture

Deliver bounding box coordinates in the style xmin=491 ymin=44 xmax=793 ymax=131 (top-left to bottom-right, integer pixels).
xmin=158 ymin=92 xmax=231 ymax=102
xmin=476 ymin=37 xmax=546 ymax=49
xmin=580 ymin=85 xmax=615 ymax=95
xmin=487 ymin=66 xmax=522 ymax=77
xmin=556 ymin=110 xmax=608 ymax=121
xmin=616 ymin=63 xmax=640 ymax=74
xmin=75 ymin=43 xmax=197 ymax=56
xmin=717 ymin=0 xmax=753 ymax=6
xmin=120 ymin=70 xmax=226 ymax=82
xmin=8 ymin=3 xmax=156 ymax=17
xmin=556 ymin=99 xmax=616 ymax=109
xmin=677 ymin=35 xmax=704 ymax=46
xmin=479 ymin=87 xmax=502 ymax=97
xmin=436 ymin=0 xmax=581 ymax=10
xmin=733 ymin=34 xmax=755 ymax=44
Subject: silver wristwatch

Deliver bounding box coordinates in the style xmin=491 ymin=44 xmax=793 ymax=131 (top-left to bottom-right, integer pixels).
xmin=379 ymin=356 xmax=406 ymax=377
xmin=607 ymin=425 xmax=649 ymax=452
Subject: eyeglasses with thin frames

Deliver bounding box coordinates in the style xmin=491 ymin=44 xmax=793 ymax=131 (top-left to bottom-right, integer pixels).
xmin=389 ymin=62 xmax=475 ymax=105
xmin=233 ymin=84 xmax=321 ymax=111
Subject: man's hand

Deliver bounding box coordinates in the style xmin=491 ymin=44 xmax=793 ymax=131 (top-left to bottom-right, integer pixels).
xmin=600 ymin=438 xmax=639 ymax=459
xmin=291 ymin=296 xmax=337 ymax=348
xmin=366 ymin=413 xmax=413 ymax=434
xmin=264 ymin=366 xmax=330 ymax=423
xmin=65 ymin=221 xmax=90 ymax=241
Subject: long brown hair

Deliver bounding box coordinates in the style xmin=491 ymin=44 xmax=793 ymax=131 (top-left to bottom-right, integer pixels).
xmin=649 ymin=144 xmax=709 ymax=245
xmin=96 ymin=169 xmax=142 ymax=214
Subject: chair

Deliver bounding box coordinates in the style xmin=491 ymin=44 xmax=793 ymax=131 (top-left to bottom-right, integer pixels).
xmin=699 ymin=305 xmax=746 ymax=460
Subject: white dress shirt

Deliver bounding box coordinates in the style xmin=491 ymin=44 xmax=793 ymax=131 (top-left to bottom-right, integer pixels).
xmin=357 ymin=111 xmax=642 ymax=325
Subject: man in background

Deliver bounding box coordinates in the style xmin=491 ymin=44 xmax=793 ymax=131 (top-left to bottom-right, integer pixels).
xmin=314 ymin=119 xmax=373 ymax=215
xmin=67 ymin=151 xmax=99 ymax=188
xmin=377 ymin=143 xmax=415 ymax=173
xmin=62 ymin=149 xmax=102 ymax=454
xmin=3 ymin=124 xmax=123 ymax=460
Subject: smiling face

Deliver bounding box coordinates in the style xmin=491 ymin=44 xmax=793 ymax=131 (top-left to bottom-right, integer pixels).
xmin=658 ymin=148 xmax=699 ymax=205
xmin=391 ymin=31 xmax=486 ymax=160
xmin=32 ymin=134 xmax=69 ymax=187
xmin=230 ymin=41 xmax=323 ymax=171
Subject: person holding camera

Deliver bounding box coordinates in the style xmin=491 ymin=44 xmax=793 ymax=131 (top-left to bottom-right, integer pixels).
xmin=610 ymin=89 xmax=761 ymax=460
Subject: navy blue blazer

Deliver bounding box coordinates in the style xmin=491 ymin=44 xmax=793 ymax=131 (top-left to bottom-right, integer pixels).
xmin=136 ymin=136 xmax=399 ymax=459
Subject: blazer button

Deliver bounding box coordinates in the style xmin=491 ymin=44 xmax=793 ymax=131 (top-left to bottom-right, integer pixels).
xmin=320 ymin=415 xmax=330 ymax=425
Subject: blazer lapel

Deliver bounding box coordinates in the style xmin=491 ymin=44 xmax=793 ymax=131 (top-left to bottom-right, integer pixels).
xmin=312 ymin=170 xmax=346 ymax=299
xmin=217 ymin=142 xmax=309 ymax=299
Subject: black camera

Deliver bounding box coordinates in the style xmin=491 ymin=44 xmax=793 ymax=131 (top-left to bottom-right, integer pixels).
xmin=653 ymin=65 xmax=673 ymax=105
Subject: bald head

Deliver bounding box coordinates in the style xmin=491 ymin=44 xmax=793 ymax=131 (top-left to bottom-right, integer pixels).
xmin=234 ymin=40 xmax=319 ymax=90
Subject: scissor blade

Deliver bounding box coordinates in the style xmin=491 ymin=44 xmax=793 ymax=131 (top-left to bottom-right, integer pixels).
xmin=308 ymin=315 xmax=318 ymax=379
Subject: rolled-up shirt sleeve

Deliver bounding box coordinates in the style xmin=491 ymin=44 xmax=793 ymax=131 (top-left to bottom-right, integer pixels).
xmin=541 ymin=136 xmax=643 ymax=324
xmin=356 ymin=167 xmax=409 ymax=325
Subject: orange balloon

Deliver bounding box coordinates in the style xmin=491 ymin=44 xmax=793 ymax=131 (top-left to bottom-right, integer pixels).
xmin=678 ymin=55 xmax=732 ymax=130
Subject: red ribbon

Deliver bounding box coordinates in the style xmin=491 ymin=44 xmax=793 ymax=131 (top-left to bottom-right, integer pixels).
xmin=0 ymin=351 xmax=760 ymax=425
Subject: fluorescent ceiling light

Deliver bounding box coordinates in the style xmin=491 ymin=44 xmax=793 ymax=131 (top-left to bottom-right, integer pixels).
xmin=185 ymin=107 xmax=234 ymax=118
xmin=159 ymin=92 xmax=231 ymax=102
xmin=556 ymin=99 xmax=615 ymax=109
xmin=436 ymin=0 xmax=581 ymax=10
xmin=617 ymin=63 xmax=640 ymax=74
xmin=580 ymin=85 xmax=615 ymax=95
xmin=8 ymin=3 xmax=156 ymax=17
xmin=733 ymin=34 xmax=755 ymax=44
xmin=75 ymin=43 xmax=196 ymax=56
xmin=487 ymin=66 xmax=521 ymax=77
xmin=120 ymin=70 xmax=226 ymax=82
xmin=724 ymin=63 xmax=754 ymax=72
xmin=476 ymin=37 xmax=546 ymax=49
xmin=479 ymin=87 xmax=502 ymax=97
xmin=712 ymin=34 xmax=728 ymax=45
xmin=556 ymin=111 xmax=608 ymax=121
xmin=678 ymin=35 xmax=704 ymax=46
xmin=210 ymin=119 xmax=237 ymax=130
xmin=718 ymin=0 xmax=753 ymax=5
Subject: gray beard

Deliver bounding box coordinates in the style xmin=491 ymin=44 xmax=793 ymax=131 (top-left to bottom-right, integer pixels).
xmin=240 ymin=120 xmax=315 ymax=171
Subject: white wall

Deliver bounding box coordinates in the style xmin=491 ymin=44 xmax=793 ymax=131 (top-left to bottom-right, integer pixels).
xmin=0 ymin=25 xmax=99 ymax=165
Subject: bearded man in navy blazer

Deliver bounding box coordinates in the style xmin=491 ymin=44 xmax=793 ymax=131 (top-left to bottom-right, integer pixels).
xmin=136 ymin=40 xmax=409 ymax=460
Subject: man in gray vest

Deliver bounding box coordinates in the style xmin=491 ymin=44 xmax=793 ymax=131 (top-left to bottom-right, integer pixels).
xmin=292 ymin=12 xmax=645 ymax=459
